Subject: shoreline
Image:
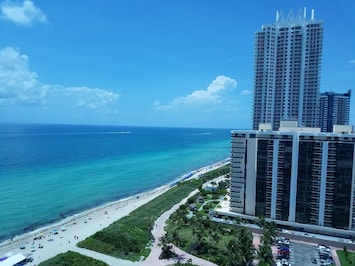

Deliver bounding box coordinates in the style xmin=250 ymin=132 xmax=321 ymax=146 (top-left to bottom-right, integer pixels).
xmin=0 ymin=184 xmax=169 ymax=246
xmin=0 ymin=159 xmax=230 ymax=264
xmin=0 ymin=184 xmax=169 ymax=247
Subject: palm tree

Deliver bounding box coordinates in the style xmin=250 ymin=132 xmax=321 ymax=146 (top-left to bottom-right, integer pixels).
xmin=257 ymin=242 xmax=274 ymax=266
xmin=255 ymin=215 xmax=267 ymax=229
xmin=159 ymin=234 xmax=176 ymax=259
xmin=227 ymin=226 xmax=255 ymax=266
xmin=170 ymin=227 xmax=184 ymax=248
xmin=265 ymin=221 xmax=278 ymax=243
xmin=190 ymin=217 xmax=202 ymax=250
xmin=256 ymin=217 xmax=276 ymax=266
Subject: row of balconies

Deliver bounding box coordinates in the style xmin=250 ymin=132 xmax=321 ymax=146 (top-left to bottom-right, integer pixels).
xmin=231 ymin=140 xmax=246 ymax=144
xmin=231 ymin=172 xmax=245 ymax=178
xmin=231 ymin=161 xmax=243 ymax=167
xmin=230 ymin=197 xmax=243 ymax=204
xmin=230 ymin=176 xmax=244 ymax=182
xmin=231 ymin=179 xmax=245 ymax=186
xmin=230 ymin=192 xmax=243 ymax=199
xmin=230 ymin=206 xmax=244 ymax=213
xmin=231 ymin=144 xmax=246 ymax=148
xmin=230 ymin=190 xmax=244 ymax=199
xmin=230 ymin=187 xmax=243 ymax=193
xmin=231 ymin=150 xmax=245 ymax=155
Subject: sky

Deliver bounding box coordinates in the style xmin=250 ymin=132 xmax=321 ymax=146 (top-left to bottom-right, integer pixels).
xmin=0 ymin=0 xmax=354 ymax=129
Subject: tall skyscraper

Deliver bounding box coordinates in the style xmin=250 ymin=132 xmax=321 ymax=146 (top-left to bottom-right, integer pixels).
xmin=253 ymin=9 xmax=323 ymax=131
xmin=319 ymin=89 xmax=351 ymax=132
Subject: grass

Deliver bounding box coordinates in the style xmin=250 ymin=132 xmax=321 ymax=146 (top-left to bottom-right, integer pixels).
xmin=337 ymin=249 xmax=355 ymax=266
xmin=166 ymin=208 xmax=235 ymax=265
xmin=38 ymin=251 xmax=109 ymax=266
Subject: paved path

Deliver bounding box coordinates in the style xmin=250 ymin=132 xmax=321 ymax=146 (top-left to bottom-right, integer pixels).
xmin=143 ymin=189 xmax=218 ymax=266
xmin=72 ymin=246 xmax=139 ymax=266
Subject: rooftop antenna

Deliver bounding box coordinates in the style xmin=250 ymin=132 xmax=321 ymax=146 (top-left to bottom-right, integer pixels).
xmin=276 ymin=10 xmax=279 ymax=22
xmin=303 ymin=7 xmax=306 ymax=19
xmin=311 ymin=9 xmax=315 ymax=20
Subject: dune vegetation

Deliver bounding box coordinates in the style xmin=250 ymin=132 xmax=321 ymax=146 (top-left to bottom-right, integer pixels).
xmin=78 ymin=165 xmax=230 ymax=261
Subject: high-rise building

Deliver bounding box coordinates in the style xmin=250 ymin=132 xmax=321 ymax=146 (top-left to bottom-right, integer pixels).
xmin=319 ymin=89 xmax=351 ymax=132
xmin=253 ymin=9 xmax=323 ymax=131
xmin=227 ymin=122 xmax=355 ymax=237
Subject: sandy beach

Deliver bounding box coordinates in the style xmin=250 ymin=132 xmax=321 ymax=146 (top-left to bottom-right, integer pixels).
xmin=0 ymin=160 xmax=229 ymax=266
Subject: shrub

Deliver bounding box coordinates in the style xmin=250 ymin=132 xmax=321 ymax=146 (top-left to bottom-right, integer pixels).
xmin=38 ymin=251 xmax=108 ymax=266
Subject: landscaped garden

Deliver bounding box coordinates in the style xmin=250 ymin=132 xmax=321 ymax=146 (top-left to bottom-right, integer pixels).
xmin=163 ymin=178 xmax=277 ymax=266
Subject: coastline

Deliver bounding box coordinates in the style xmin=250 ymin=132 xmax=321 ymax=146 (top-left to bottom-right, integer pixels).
xmin=0 ymin=158 xmax=230 ymax=265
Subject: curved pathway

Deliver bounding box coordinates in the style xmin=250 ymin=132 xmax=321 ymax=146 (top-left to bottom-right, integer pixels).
xmin=143 ymin=189 xmax=218 ymax=266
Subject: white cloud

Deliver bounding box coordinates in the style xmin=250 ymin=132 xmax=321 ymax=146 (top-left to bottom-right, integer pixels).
xmin=0 ymin=46 xmax=48 ymax=105
xmin=241 ymin=89 xmax=252 ymax=95
xmin=155 ymin=75 xmax=237 ymax=111
xmin=63 ymin=87 xmax=119 ymax=111
xmin=0 ymin=46 xmax=119 ymax=112
xmin=1 ymin=0 xmax=47 ymax=26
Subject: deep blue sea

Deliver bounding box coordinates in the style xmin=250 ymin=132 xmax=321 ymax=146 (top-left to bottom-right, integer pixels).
xmin=0 ymin=124 xmax=231 ymax=241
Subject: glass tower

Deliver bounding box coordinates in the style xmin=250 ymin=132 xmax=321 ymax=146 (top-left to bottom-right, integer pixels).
xmin=253 ymin=9 xmax=323 ymax=131
xmin=319 ymin=89 xmax=351 ymax=132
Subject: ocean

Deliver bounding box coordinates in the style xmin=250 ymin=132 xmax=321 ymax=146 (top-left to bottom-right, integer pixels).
xmin=0 ymin=124 xmax=231 ymax=242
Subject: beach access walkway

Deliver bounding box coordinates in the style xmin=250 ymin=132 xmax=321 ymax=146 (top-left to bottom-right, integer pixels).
xmin=143 ymin=189 xmax=218 ymax=266
xmin=70 ymin=188 xmax=218 ymax=266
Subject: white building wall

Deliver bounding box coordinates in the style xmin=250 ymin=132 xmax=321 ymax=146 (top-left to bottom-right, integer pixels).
xmin=288 ymin=133 xmax=299 ymax=222
xmin=245 ymin=137 xmax=257 ymax=215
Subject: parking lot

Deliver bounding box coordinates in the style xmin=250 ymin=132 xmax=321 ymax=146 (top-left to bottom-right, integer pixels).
xmin=288 ymin=242 xmax=320 ymax=266
xmin=274 ymin=239 xmax=335 ymax=266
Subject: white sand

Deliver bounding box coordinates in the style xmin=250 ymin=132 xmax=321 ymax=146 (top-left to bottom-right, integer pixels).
xmin=0 ymin=159 xmax=229 ymax=266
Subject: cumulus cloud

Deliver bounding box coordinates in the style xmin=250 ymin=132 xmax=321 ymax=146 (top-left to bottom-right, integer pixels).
xmin=1 ymin=0 xmax=47 ymax=26
xmin=155 ymin=75 xmax=237 ymax=111
xmin=0 ymin=46 xmax=48 ymax=105
xmin=0 ymin=46 xmax=119 ymax=112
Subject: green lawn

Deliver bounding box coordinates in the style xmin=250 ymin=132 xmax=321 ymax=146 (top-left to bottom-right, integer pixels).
xmin=337 ymin=249 xmax=355 ymax=266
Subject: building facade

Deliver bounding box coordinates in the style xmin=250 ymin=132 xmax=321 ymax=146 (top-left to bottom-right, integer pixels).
xmin=320 ymin=89 xmax=351 ymax=132
xmin=229 ymin=122 xmax=355 ymax=235
xmin=253 ymin=9 xmax=323 ymax=131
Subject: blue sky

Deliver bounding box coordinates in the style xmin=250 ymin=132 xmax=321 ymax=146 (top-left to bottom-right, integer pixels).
xmin=0 ymin=0 xmax=354 ymax=129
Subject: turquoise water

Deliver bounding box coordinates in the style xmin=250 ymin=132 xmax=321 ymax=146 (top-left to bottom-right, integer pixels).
xmin=0 ymin=124 xmax=231 ymax=241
